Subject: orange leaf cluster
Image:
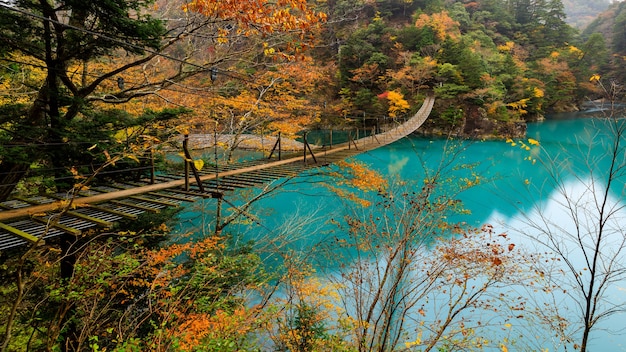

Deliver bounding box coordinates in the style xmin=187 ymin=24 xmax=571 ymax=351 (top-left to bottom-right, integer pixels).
xmin=333 ymin=161 xmax=388 ymax=192
xmin=173 ymin=308 xmax=255 ymax=350
xmin=414 ymin=11 xmax=460 ymax=41
xmin=184 ymin=0 xmax=326 ymax=38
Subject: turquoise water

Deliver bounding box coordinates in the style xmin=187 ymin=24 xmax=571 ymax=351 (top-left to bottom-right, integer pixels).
xmin=176 ymin=115 xmax=626 ymax=350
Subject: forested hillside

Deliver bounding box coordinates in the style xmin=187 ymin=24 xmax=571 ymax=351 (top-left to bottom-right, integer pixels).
xmin=583 ymin=0 xmax=626 ymax=83
xmin=314 ymin=0 xmax=614 ymax=138
xmin=562 ymin=0 xmax=611 ymax=28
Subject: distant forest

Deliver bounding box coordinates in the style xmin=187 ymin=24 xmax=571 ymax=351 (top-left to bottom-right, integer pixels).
xmin=563 ymin=0 xmax=612 ymax=28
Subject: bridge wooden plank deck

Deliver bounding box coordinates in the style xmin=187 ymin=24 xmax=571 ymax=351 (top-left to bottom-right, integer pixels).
xmin=0 ymin=95 xmax=434 ymax=251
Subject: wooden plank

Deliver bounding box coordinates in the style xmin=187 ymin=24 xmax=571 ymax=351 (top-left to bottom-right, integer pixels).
xmin=129 ymin=195 xmax=180 ymax=207
xmin=31 ymin=216 xmax=82 ymax=236
xmin=228 ymin=174 xmax=277 ymax=182
xmin=87 ymin=205 xmax=138 ymax=220
xmin=166 ymin=189 xmax=214 ymax=199
xmin=148 ymin=191 xmax=197 ymax=202
xmin=110 ymin=200 xmax=160 ymax=213
xmin=0 ymin=221 xmax=43 ymax=244
xmin=217 ymin=178 xmax=259 ymax=187
xmin=66 ymin=211 xmax=114 ymax=227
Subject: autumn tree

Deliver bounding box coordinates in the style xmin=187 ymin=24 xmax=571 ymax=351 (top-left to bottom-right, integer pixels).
xmin=195 ymin=57 xmax=331 ymax=161
xmin=0 ymin=212 xmax=273 ymax=351
xmin=0 ymin=0 xmax=172 ymax=200
xmin=0 ymin=0 xmax=327 ymax=200
xmin=319 ymin=153 xmax=561 ymax=351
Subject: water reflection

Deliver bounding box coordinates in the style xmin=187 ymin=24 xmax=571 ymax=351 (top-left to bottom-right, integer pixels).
xmin=176 ymin=115 xmax=626 ymax=350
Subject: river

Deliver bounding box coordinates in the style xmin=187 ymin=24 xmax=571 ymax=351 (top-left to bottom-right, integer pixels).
xmin=176 ymin=112 xmax=626 ymax=351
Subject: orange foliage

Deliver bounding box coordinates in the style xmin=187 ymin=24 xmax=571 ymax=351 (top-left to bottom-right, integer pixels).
xmin=183 ymin=0 xmax=327 ymax=39
xmin=350 ymin=63 xmax=383 ymax=85
xmin=388 ymin=54 xmax=437 ymax=94
xmin=173 ymin=308 xmax=256 ymax=350
xmin=333 ymin=161 xmax=388 ymax=192
xmin=325 ymin=161 xmax=388 ymax=207
xmin=415 ymin=11 xmax=460 ymax=41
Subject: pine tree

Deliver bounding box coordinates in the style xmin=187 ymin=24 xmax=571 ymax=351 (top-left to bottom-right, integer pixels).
xmin=0 ymin=0 xmax=165 ymax=201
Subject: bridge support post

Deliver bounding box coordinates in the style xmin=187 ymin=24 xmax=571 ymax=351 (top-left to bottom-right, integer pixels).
xmin=268 ymin=132 xmax=282 ymax=160
xmin=329 ymin=129 xmax=333 ymax=149
xmin=302 ymin=132 xmax=317 ymax=164
xmin=348 ymin=130 xmax=359 ymax=151
xmin=183 ymin=134 xmax=205 ymax=193
xmin=150 ymin=141 xmax=155 ymax=184
xmin=184 ymin=154 xmax=189 ymax=191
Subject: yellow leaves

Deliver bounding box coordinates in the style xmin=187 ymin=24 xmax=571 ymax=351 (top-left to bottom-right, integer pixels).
xmin=507 ymin=98 xmax=529 ymax=113
xmin=549 ymin=51 xmax=560 ymax=59
xmin=176 ymin=125 xmax=191 ymax=135
xmin=0 ymin=52 xmax=46 ymax=106
xmin=216 ymin=28 xmax=230 ymax=44
xmin=507 ymin=138 xmax=540 ymax=165
xmin=193 ymin=159 xmax=204 ymax=170
xmin=404 ymin=334 xmax=422 ymax=348
xmin=329 ymin=187 xmax=372 ymax=208
xmin=373 ymin=11 xmax=383 ymax=23
xmin=263 ymin=42 xmax=276 ymax=56
xmin=461 ymin=174 xmax=481 ymax=188
xmin=385 ymin=90 xmax=410 ymax=117
xmin=126 ymin=154 xmax=140 ymax=163
xmin=533 ymin=87 xmax=544 ymax=98
xmin=415 ymin=11 xmax=460 ymax=41
xmin=334 ymin=161 xmax=387 ymax=192
xmin=74 ymin=184 xmax=90 ymax=192
xmin=485 ymin=102 xmax=502 ymax=116
xmin=590 ymin=74 xmax=601 ymax=82
xmin=497 ymin=41 xmax=515 ymax=52
xmin=568 ymin=45 xmax=584 ymax=59
xmin=501 ymin=343 xmax=509 ymax=352
xmin=70 ymin=166 xmax=82 ymax=179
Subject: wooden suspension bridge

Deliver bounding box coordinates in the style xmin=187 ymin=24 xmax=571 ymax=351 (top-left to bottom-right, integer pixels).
xmin=0 ymin=95 xmax=435 ymax=251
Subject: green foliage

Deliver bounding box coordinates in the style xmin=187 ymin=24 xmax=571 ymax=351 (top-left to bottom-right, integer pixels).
xmin=397 ymin=26 xmax=436 ymax=50
xmin=434 ymin=83 xmax=470 ymax=99
xmin=439 ymin=106 xmax=464 ymax=124
xmin=0 ymin=0 xmax=170 ymax=200
xmin=0 ymin=216 xmax=267 ymax=351
xmin=353 ymin=89 xmax=379 ymax=113
xmin=0 ymin=0 xmax=164 ymax=59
